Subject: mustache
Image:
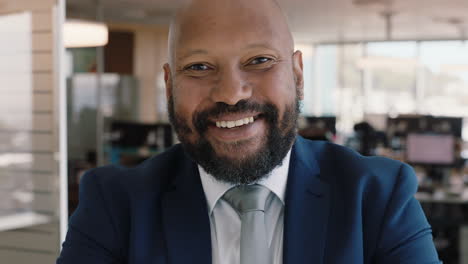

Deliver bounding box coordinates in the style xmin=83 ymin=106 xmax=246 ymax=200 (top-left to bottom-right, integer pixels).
xmin=193 ymin=100 xmax=278 ymax=133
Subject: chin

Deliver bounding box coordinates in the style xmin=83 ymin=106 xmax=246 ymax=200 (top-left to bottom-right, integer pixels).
xmin=210 ymin=136 xmax=264 ymax=159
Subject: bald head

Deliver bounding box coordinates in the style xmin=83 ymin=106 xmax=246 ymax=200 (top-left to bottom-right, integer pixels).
xmin=167 ymin=0 xmax=294 ymax=67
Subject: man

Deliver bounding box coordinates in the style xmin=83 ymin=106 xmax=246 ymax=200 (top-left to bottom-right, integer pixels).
xmin=57 ymin=0 xmax=441 ymax=263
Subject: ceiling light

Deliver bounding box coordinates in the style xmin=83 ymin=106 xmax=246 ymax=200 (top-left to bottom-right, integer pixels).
xmin=64 ymin=20 xmax=108 ymax=48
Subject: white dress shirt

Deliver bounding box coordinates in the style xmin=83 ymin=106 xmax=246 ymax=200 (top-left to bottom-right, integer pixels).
xmin=199 ymin=150 xmax=291 ymax=264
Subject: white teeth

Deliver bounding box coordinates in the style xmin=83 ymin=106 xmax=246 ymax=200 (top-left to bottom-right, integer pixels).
xmin=215 ymin=116 xmax=256 ymax=128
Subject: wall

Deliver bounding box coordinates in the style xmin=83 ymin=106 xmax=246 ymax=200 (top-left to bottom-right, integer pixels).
xmin=109 ymin=23 xmax=169 ymax=123
xmin=0 ymin=0 xmax=64 ymax=263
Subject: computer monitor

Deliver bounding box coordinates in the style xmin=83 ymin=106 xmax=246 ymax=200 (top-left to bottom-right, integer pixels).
xmin=406 ymin=133 xmax=455 ymax=165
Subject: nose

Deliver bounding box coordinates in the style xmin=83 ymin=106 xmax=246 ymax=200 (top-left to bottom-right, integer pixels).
xmin=210 ymin=67 xmax=252 ymax=105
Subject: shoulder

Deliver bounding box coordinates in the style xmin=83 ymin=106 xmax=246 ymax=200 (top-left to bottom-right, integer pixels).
xmin=80 ymin=144 xmax=188 ymax=196
xmin=296 ymin=137 xmax=416 ymax=199
xmin=298 ymin=137 xmax=405 ymax=176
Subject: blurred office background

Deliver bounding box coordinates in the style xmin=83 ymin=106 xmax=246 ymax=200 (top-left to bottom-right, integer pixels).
xmin=1 ymin=0 xmax=468 ymax=263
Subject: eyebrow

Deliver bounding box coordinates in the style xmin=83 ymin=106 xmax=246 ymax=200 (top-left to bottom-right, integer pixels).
xmin=177 ymin=43 xmax=279 ymax=63
xmin=177 ymin=49 xmax=209 ymax=62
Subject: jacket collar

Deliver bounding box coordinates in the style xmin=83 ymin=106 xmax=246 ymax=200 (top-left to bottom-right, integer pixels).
xmin=161 ymin=151 xmax=212 ymax=264
xmin=161 ymin=136 xmax=330 ymax=264
xmin=283 ymin=136 xmax=330 ymax=264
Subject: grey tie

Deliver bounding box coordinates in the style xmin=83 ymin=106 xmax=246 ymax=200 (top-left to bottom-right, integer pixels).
xmin=223 ymin=184 xmax=272 ymax=264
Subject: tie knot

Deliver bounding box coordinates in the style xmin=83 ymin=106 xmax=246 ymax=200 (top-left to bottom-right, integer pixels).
xmin=223 ymin=184 xmax=272 ymax=214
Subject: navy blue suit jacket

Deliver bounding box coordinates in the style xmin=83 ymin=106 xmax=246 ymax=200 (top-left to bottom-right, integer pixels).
xmin=57 ymin=137 xmax=441 ymax=263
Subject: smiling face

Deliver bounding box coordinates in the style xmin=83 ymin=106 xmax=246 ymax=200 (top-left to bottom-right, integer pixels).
xmin=164 ymin=0 xmax=304 ymax=184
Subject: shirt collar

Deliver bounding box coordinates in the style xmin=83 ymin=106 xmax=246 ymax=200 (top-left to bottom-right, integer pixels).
xmin=199 ymin=149 xmax=291 ymax=215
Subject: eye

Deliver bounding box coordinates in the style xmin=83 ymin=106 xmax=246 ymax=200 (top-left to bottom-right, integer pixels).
xmin=249 ymin=57 xmax=272 ymax=65
xmin=185 ymin=63 xmax=211 ymax=71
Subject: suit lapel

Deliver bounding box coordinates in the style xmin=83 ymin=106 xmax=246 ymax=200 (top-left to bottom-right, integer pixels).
xmin=161 ymin=153 xmax=212 ymax=264
xmin=283 ymin=137 xmax=330 ymax=264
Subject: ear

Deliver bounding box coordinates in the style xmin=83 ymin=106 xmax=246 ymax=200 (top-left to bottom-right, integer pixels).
xmin=163 ymin=63 xmax=172 ymax=100
xmin=292 ymin=50 xmax=304 ymax=100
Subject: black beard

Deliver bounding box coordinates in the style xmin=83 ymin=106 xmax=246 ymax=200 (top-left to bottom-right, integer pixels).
xmin=168 ymin=96 xmax=300 ymax=185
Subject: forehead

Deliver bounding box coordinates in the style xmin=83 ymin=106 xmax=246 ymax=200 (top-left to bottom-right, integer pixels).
xmin=173 ymin=3 xmax=290 ymax=58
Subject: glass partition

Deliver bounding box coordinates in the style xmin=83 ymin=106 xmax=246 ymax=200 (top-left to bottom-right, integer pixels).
xmin=304 ymin=41 xmax=468 ymax=141
xmin=419 ymin=41 xmax=468 ymax=141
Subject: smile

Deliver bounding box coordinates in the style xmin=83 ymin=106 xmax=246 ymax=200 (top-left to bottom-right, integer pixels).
xmin=215 ymin=116 xmax=255 ymax=129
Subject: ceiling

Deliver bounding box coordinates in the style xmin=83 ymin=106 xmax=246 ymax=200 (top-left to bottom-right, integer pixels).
xmin=66 ymin=0 xmax=468 ymax=44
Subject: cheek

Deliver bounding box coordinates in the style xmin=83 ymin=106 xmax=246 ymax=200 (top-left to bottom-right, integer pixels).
xmin=172 ymin=78 xmax=212 ymax=123
xmin=249 ymin=67 xmax=296 ymax=106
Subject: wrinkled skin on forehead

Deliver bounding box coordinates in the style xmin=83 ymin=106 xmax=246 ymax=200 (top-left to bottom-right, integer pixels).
xmin=168 ymin=0 xmax=294 ymax=68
